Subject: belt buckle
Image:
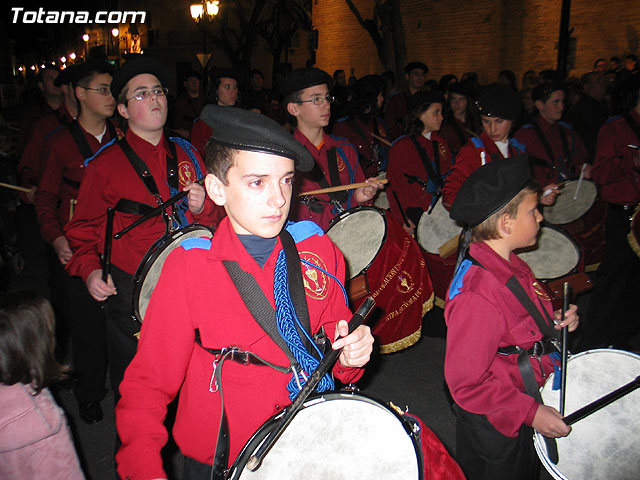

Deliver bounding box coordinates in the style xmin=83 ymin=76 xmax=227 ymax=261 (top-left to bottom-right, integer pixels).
xmin=229 ymin=348 xmax=250 ymax=365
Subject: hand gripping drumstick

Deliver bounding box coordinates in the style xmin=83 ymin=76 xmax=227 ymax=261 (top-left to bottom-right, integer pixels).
xmin=298 ymin=179 xmax=388 ymax=197
xmin=246 ymin=297 xmax=376 ymax=471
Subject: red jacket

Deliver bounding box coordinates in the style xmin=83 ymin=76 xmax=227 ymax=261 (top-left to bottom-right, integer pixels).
xmin=514 ymin=116 xmax=588 ymax=187
xmin=64 ymin=130 xmax=222 ymax=281
xmin=386 ymin=133 xmax=452 ymax=224
xmin=35 ymin=120 xmax=118 ymax=245
xmin=332 ymin=115 xmax=390 ymax=176
xmin=173 ymin=94 xmax=204 ymax=136
xmin=439 ymin=116 xmax=475 ymax=158
xmin=18 ymin=103 xmax=75 ymax=188
xmin=190 ymin=118 xmax=212 ymax=156
xmin=384 ymin=90 xmax=411 ymax=141
xmin=442 ymin=132 xmax=526 ymax=209
xmin=115 ymin=218 xmax=364 ymax=479
xmin=291 ymin=130 xmax=366 ymax=231
xmin=444 ymin=242 xmax=555 ymax=437
xmin=591 ymin=110 xmax=640 ymax=205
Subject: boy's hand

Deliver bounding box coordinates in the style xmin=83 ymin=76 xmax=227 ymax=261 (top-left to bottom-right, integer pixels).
xmin=185 ymin=181 xmax=205 ymax=215
xmin=540 ymin=184 xmax=559 ymax=206
xmin=86 ymin=269 xmax=117 ymax=302
xmin=333 ymin=321 xmax=374 ymax=368
xmin=554 ymin=303 xmax=579 ymax=332
xmin=354 ymin=178 xmax=384 ymax=203
xmin=532 ymin=404 xmax=571 ymax=438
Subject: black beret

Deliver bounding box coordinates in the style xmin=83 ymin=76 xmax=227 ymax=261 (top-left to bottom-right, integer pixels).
xmin=352 ymin=74 xmax=386 ymax=101
xmin=450 ymin=155 xmax=532 ymax=227
xmin=406 ymin=90 xmax=445 ymax=115
xmin=404 ymin=62 xmax=429 ymax=74
xmin=475 ymin=83 xmax=521 ymax=121
xmin=209 ymin=67 xmax=239 ymax=83
xmin=54 ymin=65 xmax=76 ymax=86
xmin=447 ymin=82 xmax=473 ymax=98
xmin=111 ymin=56 xmax=171 ymax=100
xmin=71 ymin=60 xmax=115 ymax=87
xmin=532 ymin=81 xmax=564 ymax=102
xmin=199 ymin=105 xmax=314 ymax=172
xmin=183 ymin=69 xmax=202 ymax=81
xmin=280 ymin=68 xmax=333 ymax=99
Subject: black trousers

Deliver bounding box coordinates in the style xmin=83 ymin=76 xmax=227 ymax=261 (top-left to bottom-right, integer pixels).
xmin=48 ymin=245 xmax=108 ymax=403
xmin=103 ymin=264 xmax=140 ymax=402
xmin=577 ymin=205 xmax=640 ymax=350
xmin=182 ymin=457 xmax=212 ymax=480
xmin=453 ymin=404 xmax=539 ymax=480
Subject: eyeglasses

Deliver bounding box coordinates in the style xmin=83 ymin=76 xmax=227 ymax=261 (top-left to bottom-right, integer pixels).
xmin=81 ymin=86 xmax=113 ymax=96
xmin=126 ymin=87 xmax=169 ymax=102
xmin=296 ymin=95 xmax=335 ymax=106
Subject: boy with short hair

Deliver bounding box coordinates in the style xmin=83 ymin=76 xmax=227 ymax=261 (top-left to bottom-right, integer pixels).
xmin=282 ymin=67 xmax=382 ymax=231
xmin=115 ymin=106 xmax=374 ymax=480
xmin=444 ymin=156 xmax=579 ymax=480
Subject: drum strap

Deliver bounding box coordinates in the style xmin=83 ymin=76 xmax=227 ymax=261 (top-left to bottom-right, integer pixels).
xmin=449 ymin=117 xmax=469 ymax=149
xmin=409 ymin=136 xmax=444 ymax=191
xmin=531 ymin=120 xmax=571 ymax=180
xmin=349 ymin=117 xmax=378 ymax=166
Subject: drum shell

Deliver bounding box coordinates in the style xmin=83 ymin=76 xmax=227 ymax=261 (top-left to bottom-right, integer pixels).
xmin=131 ymin=225 xmax=214 ymax=323
xmin=626 ymin=204 xmax=640 ymax=258
xmin=327 ymin=207 xmax=434 ymax=353
xmin=533 ymin=349 xmax=640 ymax=480
xmin=558 ymin=197 xmax=607 ymax=271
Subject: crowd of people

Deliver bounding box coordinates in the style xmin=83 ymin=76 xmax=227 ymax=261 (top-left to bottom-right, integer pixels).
xmin=0 ymin=50 xmax=638 ymax=480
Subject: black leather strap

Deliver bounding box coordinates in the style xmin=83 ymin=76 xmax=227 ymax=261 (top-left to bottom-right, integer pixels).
xmin=505 ymin=276 xmax=559 ymax=339
xmin=118 ymin=137 xmax=161 ymax=197
xmin=67 ymin=121 xmax=95 ymax=160
xmin=326 ymin=148 xmax=348 ymax=204
xmin=409 ymin=136 xmax=444 ymax=191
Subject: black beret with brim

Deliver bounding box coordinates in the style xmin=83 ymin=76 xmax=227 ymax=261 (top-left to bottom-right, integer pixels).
xmin=475 ymin=83 xmax=521 ymax=121
xmin=406 ymin=90 xmax=445 ymax=115
xmin=111 ymin=56 xmax=171 ymax=100
xmin=208 ymin=67 xmax=239 ymax=82
xmin=280 ymin=68 xmax=333 ymax=99
xmin=200 ymin=105 xmax=314 ymax=172
xmin=54 ymin=65 xmax=76 ymax=86
xmin=450 ymin=155 xmax=532 ymax=227
xmin=72 ymin=60 xmax=115 ymax=87
xmin=532 ymin=81 xmax=564 ymax=102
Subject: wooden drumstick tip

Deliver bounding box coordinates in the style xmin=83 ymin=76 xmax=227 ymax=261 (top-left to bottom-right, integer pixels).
xmin=246 ymin=454 xmax=261 ymax=471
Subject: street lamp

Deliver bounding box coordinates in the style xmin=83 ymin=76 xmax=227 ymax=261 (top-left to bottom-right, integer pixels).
xmin=190 ymin=1 xmax=219 ymax=22
xmin=82 ymin=34 xmax=90 ymax=59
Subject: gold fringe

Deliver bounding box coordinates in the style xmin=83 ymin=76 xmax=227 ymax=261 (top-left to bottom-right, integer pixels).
xmin=434 ymin=296 xmax=446 ymax=309
xmin=585 ymin=263 xmax=601 ymax=273
xmin=422 ymin=292 xmax=435 ymax=315
xmin=379 ymin=327 xmax=422 ymax=354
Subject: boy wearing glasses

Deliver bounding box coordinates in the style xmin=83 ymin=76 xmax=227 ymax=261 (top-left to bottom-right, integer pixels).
xmin=64 ymin=57 xmax=220 ymax=399
xmin=282 ymin=67 xmax=382 ymax=230
xmin=35 ymin=59 xmax=118 ymax=423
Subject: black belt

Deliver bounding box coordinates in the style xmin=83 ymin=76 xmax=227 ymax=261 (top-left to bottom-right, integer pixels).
xmin=497 ymin=338 xmax=558 ymax=358
xmin=609 ymin=203 xmax=636 ymax=212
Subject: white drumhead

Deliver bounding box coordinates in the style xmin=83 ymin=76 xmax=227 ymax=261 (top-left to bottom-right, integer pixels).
xmin=237 ymin=395 xmax=420 ymax=479
xmin=137 ymin=226 xmax=213 ymax=322
xmin=326 ymin=209 xmax=385 ymax=279
xmin=416 ymin=199 xmax=462 ymax=254
xmin=543 ymin=180 xmax=597 ymax=224
xmin=373 ymin=191 xmax=390 ymax=210
xmin=534 ymin=349 xmax=640 ymax=480
xmin=515 ymin=226 xmax=579 ymax=279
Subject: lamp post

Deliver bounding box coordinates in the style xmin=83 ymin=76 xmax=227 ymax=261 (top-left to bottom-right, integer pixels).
xmin=190 ymin=1 xmax=219 ymax=93
xmin=82 ymin=33 xmax=90 ymax=60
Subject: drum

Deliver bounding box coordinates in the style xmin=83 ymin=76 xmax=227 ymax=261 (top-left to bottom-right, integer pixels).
xmin=132 ymin=224 xmax=214 ymax=323
xmin=326 ymin=207 xmax=433 ymax=353
xmin=543 ymin=180 xmax=597 ymax=225
xmin=627 ymin=204 xmax=640 ymax=258
xmin=515 ymin=224 xmax=581 ymax=281
xmin=416 ymin=198 xmax=462 ymax=255
xmin=373 ymin=191 xmax=390 ymax=210
xmin=543 ymin=180 xmax=606 ymax=270
xmin=534 ymin=349 xmax=640 ymax=480
xmin=228 ymin=393 xmax=422 ymax=480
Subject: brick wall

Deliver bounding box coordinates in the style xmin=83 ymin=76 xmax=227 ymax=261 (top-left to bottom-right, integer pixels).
xmin=312 ymin=0 xmax=640 ymax=86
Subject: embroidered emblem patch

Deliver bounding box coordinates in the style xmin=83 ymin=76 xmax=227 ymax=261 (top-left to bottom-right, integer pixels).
xmin=178 ymin=160 xmax=195 ymax=186
xmin=439 ymin=143 xmax=448 ymax=158
xmin=337 ymin=157 xmax=346 ymax=172
xmin=397 ymin=270 xmax=415 ymax=294
xmin=299 ymin=251 xmax=329 ymax=300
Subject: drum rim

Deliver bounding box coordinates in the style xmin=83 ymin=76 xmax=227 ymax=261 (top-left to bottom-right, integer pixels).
xmin=228 ymin=390 xmax=423 ymax=480
xmin=515 ymin=221 xmax=583 ymax=281
xmin=415 ymin=198 xmax=462 ymax=254
xmin=533 ymin=348 xmax=640 ymax=480
xmin=542 ymin=180 xmax=598 ymax=225
xmin=326 ymin=206 xmax=388 ymax=278
xmin=131 ymin=224 xmax=214 ymax=323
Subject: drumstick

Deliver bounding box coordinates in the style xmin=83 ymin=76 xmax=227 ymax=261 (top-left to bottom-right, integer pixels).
xmin=298 ymin=179 xmax=388 ymax=197
xmin=627 ymin=144 xmax=640 ymax=150
xmin=563 ymin=375 xmax=640 ymax=425
xmin=392 ymin=190 xmax=410 ymax=227
xmin=246 ymin=297 xmax=376 ymax=471
xmin=0 ymin=181 xmax=32 ymax=193
xmin=438 ymin=234 xmax=460 ymax=259
xmin=371 ymin=132 xmax=393 ymax=147
xmin=114 ymin=177 xmax=205 ymax=239
xmin=102 ymin=207 xmax=114 ymax=283
xmin=573 ymin=164 xmax=587 ymax=201
xmin=559 ymin=282 xmax=570 ymax=416
xmin=69 ymin=199 xmax=77 ymax=222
